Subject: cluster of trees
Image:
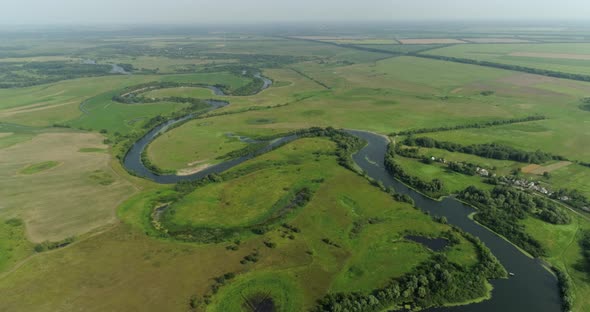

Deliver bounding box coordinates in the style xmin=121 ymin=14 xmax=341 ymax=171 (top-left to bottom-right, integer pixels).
xmin=0 ymin=61 xmax=114 ymax=88
xmin=314 ymin=247 xmax=505 ymax=312
xmin=33 ymin=236 xmax=75 ymax=253
xmin=392 ymin=192 xmax=415 ymax=205
xmin=216 ymin=141 xmax=269 ymax=160
xmin=580 ymin=230 xmax=590 ymax=276
xmin=392 ymin=115 xmax=546 ymax=136
xmin=295 ymin=127 xmax=366 ymax=171
xmin=448 ymin=161 xmax=479 ymax=176
xmin=405 ymin=136 xmax=562 ymax=164
xmin=580 ymin=97 xmax=590 ymax=112
xmin=231 ymin=77 xmax=265 ymax=96
xmin=551 ymin=189 xmax=590 ymax=211
xmin=553 ymin=267 xmax=575 ymax=312
xmin=384 ymin=143 xmax=446 ymax=198
xmin=459 ymin=186 xmax=572 ymax=257
xmin=418 ymin=54 xmax=590 ymax=83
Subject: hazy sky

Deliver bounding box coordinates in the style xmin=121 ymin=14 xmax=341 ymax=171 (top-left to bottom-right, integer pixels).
xmin=2 ymin=0 xmax=587 ymax=24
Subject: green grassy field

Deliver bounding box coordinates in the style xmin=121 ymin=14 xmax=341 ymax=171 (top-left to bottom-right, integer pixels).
xmin=523 ymin=214 xmax=590 ymax=311
xmin=394 ymin=156 xmax=492 ymax=195
xmin=424 ymin=43 xmax=590 ymax=75
xmin=169 ymin=138 xmax=336 ymax=228
xmin=0 ymin=31 xmax=589 ymax=312
xmin=143 ymin=86 xmax=216 ymax=98
xmin=19 ymin=160 xmax=60 ymax=174
xmin=0 ymin=136 xmax=484 ymax=311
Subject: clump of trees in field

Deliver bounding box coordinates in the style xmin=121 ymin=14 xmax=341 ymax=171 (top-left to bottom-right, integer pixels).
xmin=33 ymin=236 xmax=75 ymax=252
xmin=458 ymin=185 xmax=572 ymax=257
xmin=405 ymin=136 xmax=563 ymax=164
xmin=384 ymin=143 xmax=446 ymax=198
xmin=391 ymin=115 xmax=546 ymax=136
xmin=313 ymin=234 xmax=506 ymax=312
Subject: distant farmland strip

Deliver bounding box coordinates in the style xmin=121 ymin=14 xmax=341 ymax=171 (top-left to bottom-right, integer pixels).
xmin=284 ymin=36 xmax=402 ymax=56
xmin=391 ymin=115 xmax=547 ymax=136
xmin=288 ymin=68 xmax=331 ymax=89
xmin=415 ymin=53 xmax=590 ymax=82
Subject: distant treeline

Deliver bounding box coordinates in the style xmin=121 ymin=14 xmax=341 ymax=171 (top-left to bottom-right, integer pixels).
xmin=83 ymin=43 xmax=307 ymax=68
xmin=0 ymin=61 xmax=115 ymax=88
xmin=391 ymin=115 xmax=546 ymax=136
xmin=417 ymin=53 xmax=590 ymax=82
xmin=313 ymin=229 xmax=506 ymax=311
xmin=404 ymin=136 xmax=564 ymax=164
xmin=458 ymin=185 xmax=572 ymax=257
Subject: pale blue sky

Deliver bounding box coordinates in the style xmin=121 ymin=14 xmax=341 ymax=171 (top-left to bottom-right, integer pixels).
xmin=1 ymin=0 xmax=587 ymax=24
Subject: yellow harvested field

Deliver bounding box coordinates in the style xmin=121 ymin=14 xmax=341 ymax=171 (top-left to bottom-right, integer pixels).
xmin=521 ymin=164 xmax=542 ymax=173
xmin=509 ymin=52 xmax=590 ymax=60
xmin=0 ymin=132 xmax=136 ymax=242
xmin=522 ymin=161 xmax=572 ymax=174
xmin=0 ymin=101 xmax=77 ymax=117
xmin=399 ymin=38 xmax=465 ymax=44
xmin=530 ymin=161 xmax=572 ymax=174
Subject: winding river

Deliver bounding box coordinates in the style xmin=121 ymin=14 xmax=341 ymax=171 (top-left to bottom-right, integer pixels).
xmin=121 ymin=79 xmax=561 ymax=311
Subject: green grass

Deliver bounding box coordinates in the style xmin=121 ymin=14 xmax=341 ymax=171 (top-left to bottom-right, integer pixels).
xmin=425 ymin=43 xmax=590 ymax=76
xmin=415 ymin=146 xmax=521 ymax=176
xmin=0 ymin=75 xmax=158 ymax=127
xmin=1 ymin=34 xmax=589 ymax=311
xmin=78 ymin=147 xmax=107 ymax=153
xmin=207 ymin=271 xmax=304 ymax=312
xmin=0 ymin=218 xmax=33 ymax=273
xmin=170 ymin=139 xmax=336 ymax=228
xmin=19 ymin=161 xmax=60 ymax=175
xmin=143 ymin=87 xmax=216 ymax=99
xmin=523 ymin=214 xmax=590 ymax=311
xmin=150 ymin=56 xmax=589 ymax=177
xmin=159 ymin=72 xmax=251 ymax=90
xmin=0 ymin=135 xmax=484 ymax=311
xmin=87 ymin=170 xmax=115 ymax=186
xmin=545 ymin=163 xmax=590 ymax=199
xmin=146 ymin=121 xmax=250 ymax=172
xmin=394 ymin=156 xmax=491 ymax=195
xmin=426 ymin=119 xmax=590 ymax=164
